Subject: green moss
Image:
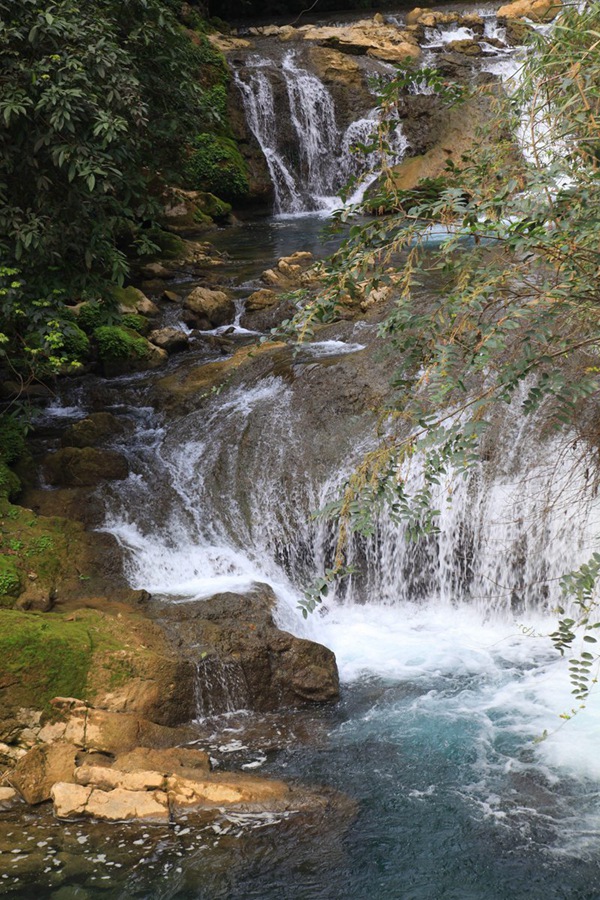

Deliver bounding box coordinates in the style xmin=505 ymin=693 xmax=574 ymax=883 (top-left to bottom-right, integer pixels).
xmin=0 ymin=416 xmax=26 ymax=465
xmin=0 ymin=556 xmax=21 ymax=599
xmin=0 ymin=499 xmax=87 ymax=601
xmin=93 ymin=325 xmax=149 ymax=361
xmin=77 ymin=301 xmax=118 ymax=334
xmin=186 ymin=134 xmax=249 ymax=202
xmin=0 ymin=462 xmax=21 ymax=500
xmin=0 ymin=608 xmax=130 ymax=711
xmin=197 ymin=192 xmax=232 ymax=220
xmin=121 ymin=313 xmax=149 ymax=334
xmin=111 ymin=285 xmax=141 ymax=310
xmin=143 ymin=228 xmax=187 ymax=260
xmin=61 ymin=323 xmax=90 ymax=362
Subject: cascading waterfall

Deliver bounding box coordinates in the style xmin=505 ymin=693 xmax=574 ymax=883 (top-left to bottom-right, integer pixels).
xmin=90 ymin=12 xmax=600 ymax=889
xmin=233 ymin=50 xmax=408 ymax=215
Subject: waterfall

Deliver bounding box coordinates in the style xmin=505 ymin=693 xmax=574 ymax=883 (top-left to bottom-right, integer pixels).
xmin=233 ymin=51 xmax=407 ymax=215
xmin=104 ymin=370 xmax=600 ymax=627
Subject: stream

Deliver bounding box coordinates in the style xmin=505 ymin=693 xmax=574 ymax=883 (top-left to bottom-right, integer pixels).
xmin=4 ymin=4 xmax=600 ymax=898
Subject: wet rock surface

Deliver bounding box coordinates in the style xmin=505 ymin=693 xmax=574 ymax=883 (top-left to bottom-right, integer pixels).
xmin=149 ymin=584 xmax=339 ymax=715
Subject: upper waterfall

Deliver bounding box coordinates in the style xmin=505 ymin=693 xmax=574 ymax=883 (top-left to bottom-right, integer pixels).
xmin=233 ymin=50 xmax=407 ymax=215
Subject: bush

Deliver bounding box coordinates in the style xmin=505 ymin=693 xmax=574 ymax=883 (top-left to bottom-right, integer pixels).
xmin=186 ymin=134 xmax=249 ymax=202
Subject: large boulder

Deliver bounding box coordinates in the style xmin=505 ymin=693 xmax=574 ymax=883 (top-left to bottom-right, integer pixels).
xmin=148 ymin=327 xmax=190 ymax=354
xmin=51 ymin=706 xmax=197 ymax=755
xmin=9 ymin=742 xmax=77 ymax=804
xmin=51 ymin=782 xmax=170 ymax=823
xmin=151 ymin=584 xmax=339 ymax=715
xmin=184 ymin=286 xmax=235 ymax=328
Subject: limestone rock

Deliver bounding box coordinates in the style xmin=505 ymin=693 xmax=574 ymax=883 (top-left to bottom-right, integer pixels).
xmin=245 ymin=289 xmax=279 ymax=312
xmin=140 ymin=262 xmax=171 ymax=279
xmin=0 ymin=786 xmax=21 ymax=810
xmin=299 ymin=20 xmax=421 ymax=64
xmin=148 ymin=327 xmax=190 ymax=354
xmin=208 ymin=33 xmax=251 ymax=52
xmin=9 ymin=742 xmax=77 ymax=804
xmin=166 ymin=772 xmax=290 ymax=812
xmin=51 ymin=782 xmax=170 ymax=822
xmin=445 ymin=39 xmax=483 ymax=56
xmin=60 ymin=708 xmax=196 ymax=755
xmin=497 ymin=0 xmax=561 ymax=21
xmin=61 ymin=412 xmax=124 ymax=449
xmin=75 ymin=764 xmax=165 ymax=792
xmin=184 ymin=287 xmax=234 ymax=328
xmin=152 ymin=584 xmax=340 ymax=714
xmin=406 ymin=8 xmax=459 ymax=26
xmin=117 ymin=287 xmax=159 ymax=317
xmin=115 ymin=746 xmax=211 ymax=775
xmin=43 ymin=447 xmax=129 ymax=487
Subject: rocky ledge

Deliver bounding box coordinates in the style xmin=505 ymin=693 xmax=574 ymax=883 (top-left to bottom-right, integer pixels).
xmin=1 ymin=699 xmax=349 ymax=825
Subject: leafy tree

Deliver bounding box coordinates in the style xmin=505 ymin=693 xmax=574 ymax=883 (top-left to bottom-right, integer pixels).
xmin=0 ymin=0 xmax=214 ymax=386
xmin=291 ymin=2 xmax=600 ymax=706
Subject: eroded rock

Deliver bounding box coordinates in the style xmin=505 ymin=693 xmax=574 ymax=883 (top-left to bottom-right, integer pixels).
xmin=9 ymin=742 xmax=77 ymax=804
xmin=184 ymin=287 xmax=235 ymax=328
xmin=497 ymin=0 xmax=561 ymax=22
xmin=148 ymin=327 xmax=190 ymax=354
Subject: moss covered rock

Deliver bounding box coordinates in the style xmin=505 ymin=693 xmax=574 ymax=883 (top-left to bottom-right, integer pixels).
xmin=43 ymin=447 xmax=129 ymax=487
xmin=186 ymin=134 xmax=249 ymax=202
xmin=61 ymin=413 xmax=125 ymax=449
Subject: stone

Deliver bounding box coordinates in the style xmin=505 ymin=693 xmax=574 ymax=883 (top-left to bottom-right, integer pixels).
xmin=148 ymin=327 xmax=190 ymax=354
xmin=152 ymin=584 xmax=339 ymax=714
xmin=140 ymin=262 xmax=171 ymax=279
xmin=208 ymin=33 xmax=251 ymax=52
xmin=115 ymin=746 xmax=211 ymax=775
xmin=61 ymin=413 xmax=124 ymax=449
xmin=15 ymin=582 xmax=56 ymax=612
xmin=101 ymin=340 xmax=168 ymax=377
xmin=51 ymin=782 xmax=170 ymax=822
xmin=299 ymin=19 xmax=421 ymax=64
xmin=184 ymin=287 xmax=234 ymax=328
xmin=117 ymin=287 xmax=159 ymax=317
xmin=61 ymin=708 xmax=196 ymax=755
xmin=162 ymin=290 xmax=179 ymax=303
xmin=445 ymin=39 xmax=483 ymax=56
xmin=9 ymin=742 xmax=77 ymax=804
xmin=497 ymin=0 xmax=561 ymax=21
xmin=43 ymin=447 xmax=129 ymax=487
xmin=0 ymin=786 xmax=21 ymax=810
xmin=166 ymin=772 xmax=290 ymax=812
xmin=406 ymin=9 xmax=459 ymax=27
xmin=74 ymin=764 xmax=165 ymax=792
xmin=245 ymin=289 xmax=279 ymax=312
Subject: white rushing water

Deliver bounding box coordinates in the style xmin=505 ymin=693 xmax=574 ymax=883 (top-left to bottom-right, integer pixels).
xmin=233 ymin=50 xmax=407 ymax=215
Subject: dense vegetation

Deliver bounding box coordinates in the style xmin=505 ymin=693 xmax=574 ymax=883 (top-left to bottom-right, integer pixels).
xmin=0 ymin=0 xmax=237 ymax=390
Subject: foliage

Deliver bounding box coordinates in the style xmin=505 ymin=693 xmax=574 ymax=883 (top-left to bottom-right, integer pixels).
xmin=77 ymin=301 xmax=119 ymax=334
xmin=186 ymin=134 xmax=250 ymax=201
xmin=94 ymin=325 xmax=149 ymax=361
xmin=290 ymin=0 xmax=600 ymax=678
xmin=0 ymin=0 xmax=220 ymax=386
